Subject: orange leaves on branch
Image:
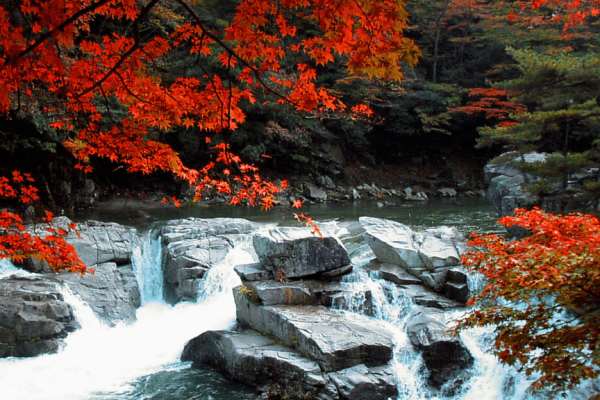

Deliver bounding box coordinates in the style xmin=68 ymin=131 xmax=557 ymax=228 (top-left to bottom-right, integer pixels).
xmin=191 ymin=142 xmax=286 ymax=210
xmin=450 ymin=88 xmax=528 ymax=122
xmin=510 ymin=0 xmax=600 ymax=34
xmin=0 ymin=173 xmax=88 ymax=275
xmin=294 ymin=213 xmax=323 ymax=238
xmin=0 ymin=0 xmax=417 ymax=272
xmin=459 ymin=207 xmax=600 ymax=396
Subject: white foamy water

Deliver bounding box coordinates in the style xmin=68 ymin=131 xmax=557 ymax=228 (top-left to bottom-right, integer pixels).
xmin=0 ymin=258 xmax=38 ymax=279
xmin=0 ymin=234 xmax=255 ymax=400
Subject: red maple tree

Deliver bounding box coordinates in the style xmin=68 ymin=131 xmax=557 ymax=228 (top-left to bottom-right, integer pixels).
xmin=0 ymin=0 xmax=420 ymax=272
xmin=459 ymin=208 xmax=600 ymax=399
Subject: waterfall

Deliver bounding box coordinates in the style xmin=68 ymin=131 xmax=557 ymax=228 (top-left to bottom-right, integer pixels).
xmin=2 ymin=213 xmax=597 ymax=400
xmin=0 ymin=228 xmax=257 ymax=400
xmin=0 ymin=258 xmax=36 ymax=278
xmin=334 ymin=236 xmax=600 ymax=400
xmin=132 ymin=229 xmax=164 ymax=304
xmin=196 ymin=234 xmax=255 ymax=302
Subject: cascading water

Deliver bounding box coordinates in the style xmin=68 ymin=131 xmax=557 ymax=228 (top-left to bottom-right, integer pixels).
xmin=334 ymin=234 xmax=599 ymax=400
xmin=132 ymin=229 xmax=164 ymax=304
xmin=0 ymin=230 xmax=258 ymax=400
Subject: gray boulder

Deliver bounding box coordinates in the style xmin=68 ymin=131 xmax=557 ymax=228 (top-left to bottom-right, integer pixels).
xmin=377 ymin=263 xmax=422 ymax=285
xmin=163 ymin=236 xmax=233 ymax=302
xmin=418 ymin=235 xmax=461 ymax=270
xmin=327 ymin=363 xmax=398 ymax=400
xmin=406 ymin=309 xmax=474 ymax=388
xmin=181 ymin=329 xmax=337 ymax=399
xmin=360 ymin=217 xmax=422 ymax=269
xmin=303 ymin=183 xmax=328 ymax=202
xmin=53 ymin=262 xmax=140 ymax=325
xmin=22 ymin=218 xmax=138 ymax=271
xmin=437 ymin=188 xmax=457 ymax=197
xmin=444 ymin=268 xmax=470 ymax=304
xmin=63 ymin=219 xmax=138 ymax=267
xmin=404 ymin=187 xmax=428 ymax=201
xmin=234 ymin=288 xmax=394 ymax=372
xmin=0 ymin=277 xmax=78 ymax=358
xmin=253 ymin=227 xmax=351 ymax=279
xmin=22 ymin=218 xmax=142 ymax=325
xmin=316 ymin=176 xmax=336 ymax=190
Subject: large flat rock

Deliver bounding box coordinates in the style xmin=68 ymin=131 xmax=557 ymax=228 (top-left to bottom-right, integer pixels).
xmin=181 ymin=330 xmax=332 ymax=393
xmin=21 ymin=218 xmax=139 ymax=271
xmin=182 ymin=329 xmax=398 ymax=400
xmin=234 ymin=288 xmax=394 ymax=372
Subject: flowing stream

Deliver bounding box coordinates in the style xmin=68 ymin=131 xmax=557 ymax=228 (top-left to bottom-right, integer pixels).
xmin=1 ymin=199 xmax=595 ymax=399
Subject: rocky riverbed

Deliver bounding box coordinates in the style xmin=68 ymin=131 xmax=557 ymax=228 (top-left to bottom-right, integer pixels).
xmin=1 ymin=214 xmax=479 ymax=399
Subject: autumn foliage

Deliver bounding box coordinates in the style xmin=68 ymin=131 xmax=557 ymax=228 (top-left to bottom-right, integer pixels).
xmin=0 ymin=172 xmax=88 ymax=274
xmin=0 ymin=0 xmax=420 ymax=271
xmin=460 ymin=208 xmax=600 ymax=398
xmin=450 ymin=88 xmax=528 ymax=127
xmin=512 ymin=0 xmax=600 ymax=34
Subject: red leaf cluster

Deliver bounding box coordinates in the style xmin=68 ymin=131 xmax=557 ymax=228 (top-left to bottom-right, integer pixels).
xmin=459 ymin=208 xmax=600 ymax=398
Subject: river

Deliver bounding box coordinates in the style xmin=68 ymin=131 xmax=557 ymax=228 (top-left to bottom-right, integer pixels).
xmin=0 ymin=198 xmax=592 ymax=399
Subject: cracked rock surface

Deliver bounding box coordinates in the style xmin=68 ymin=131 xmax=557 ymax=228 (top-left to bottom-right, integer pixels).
xmin=0 ymin=277 xmax=78 ymax=358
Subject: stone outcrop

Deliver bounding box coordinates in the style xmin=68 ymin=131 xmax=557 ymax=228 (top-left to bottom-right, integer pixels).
xmin=303 ymin=183 xmax=328 ymax=202
xmin=316 ymin=175 xmax=336 ymax=190
xmin=19 ymin=218 xmax=142 ymax=326
xmin=484 ymin=151 xmax=600 ymax=219
xmin=53 ymin=262 xmax=140 ymax=325
xmin=159 ymin=218 xmax=256 ymax=303
xmin=406 ymin=308 xmax=474 ymax=390
xmin=484 ymin=152 xmax=545 ymax=218
xmin=360 ymin=217 xmax=469 ymax=303
xmin=183 ymin=229 xmax=398 ymax=400
xmin=253 ymin=227 xmax=351 ymax=279
xmin=0 ymin=277 xmax=78 ymax=358
xmin=63 ymin=218 xmax=139 ymax=268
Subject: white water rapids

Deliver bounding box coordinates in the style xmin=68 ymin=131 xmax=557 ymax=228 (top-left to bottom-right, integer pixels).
xmin=0 ymin=232 xmax=255 ymax=400
xmin=0 ymin=222 xmax=597 ymax=400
